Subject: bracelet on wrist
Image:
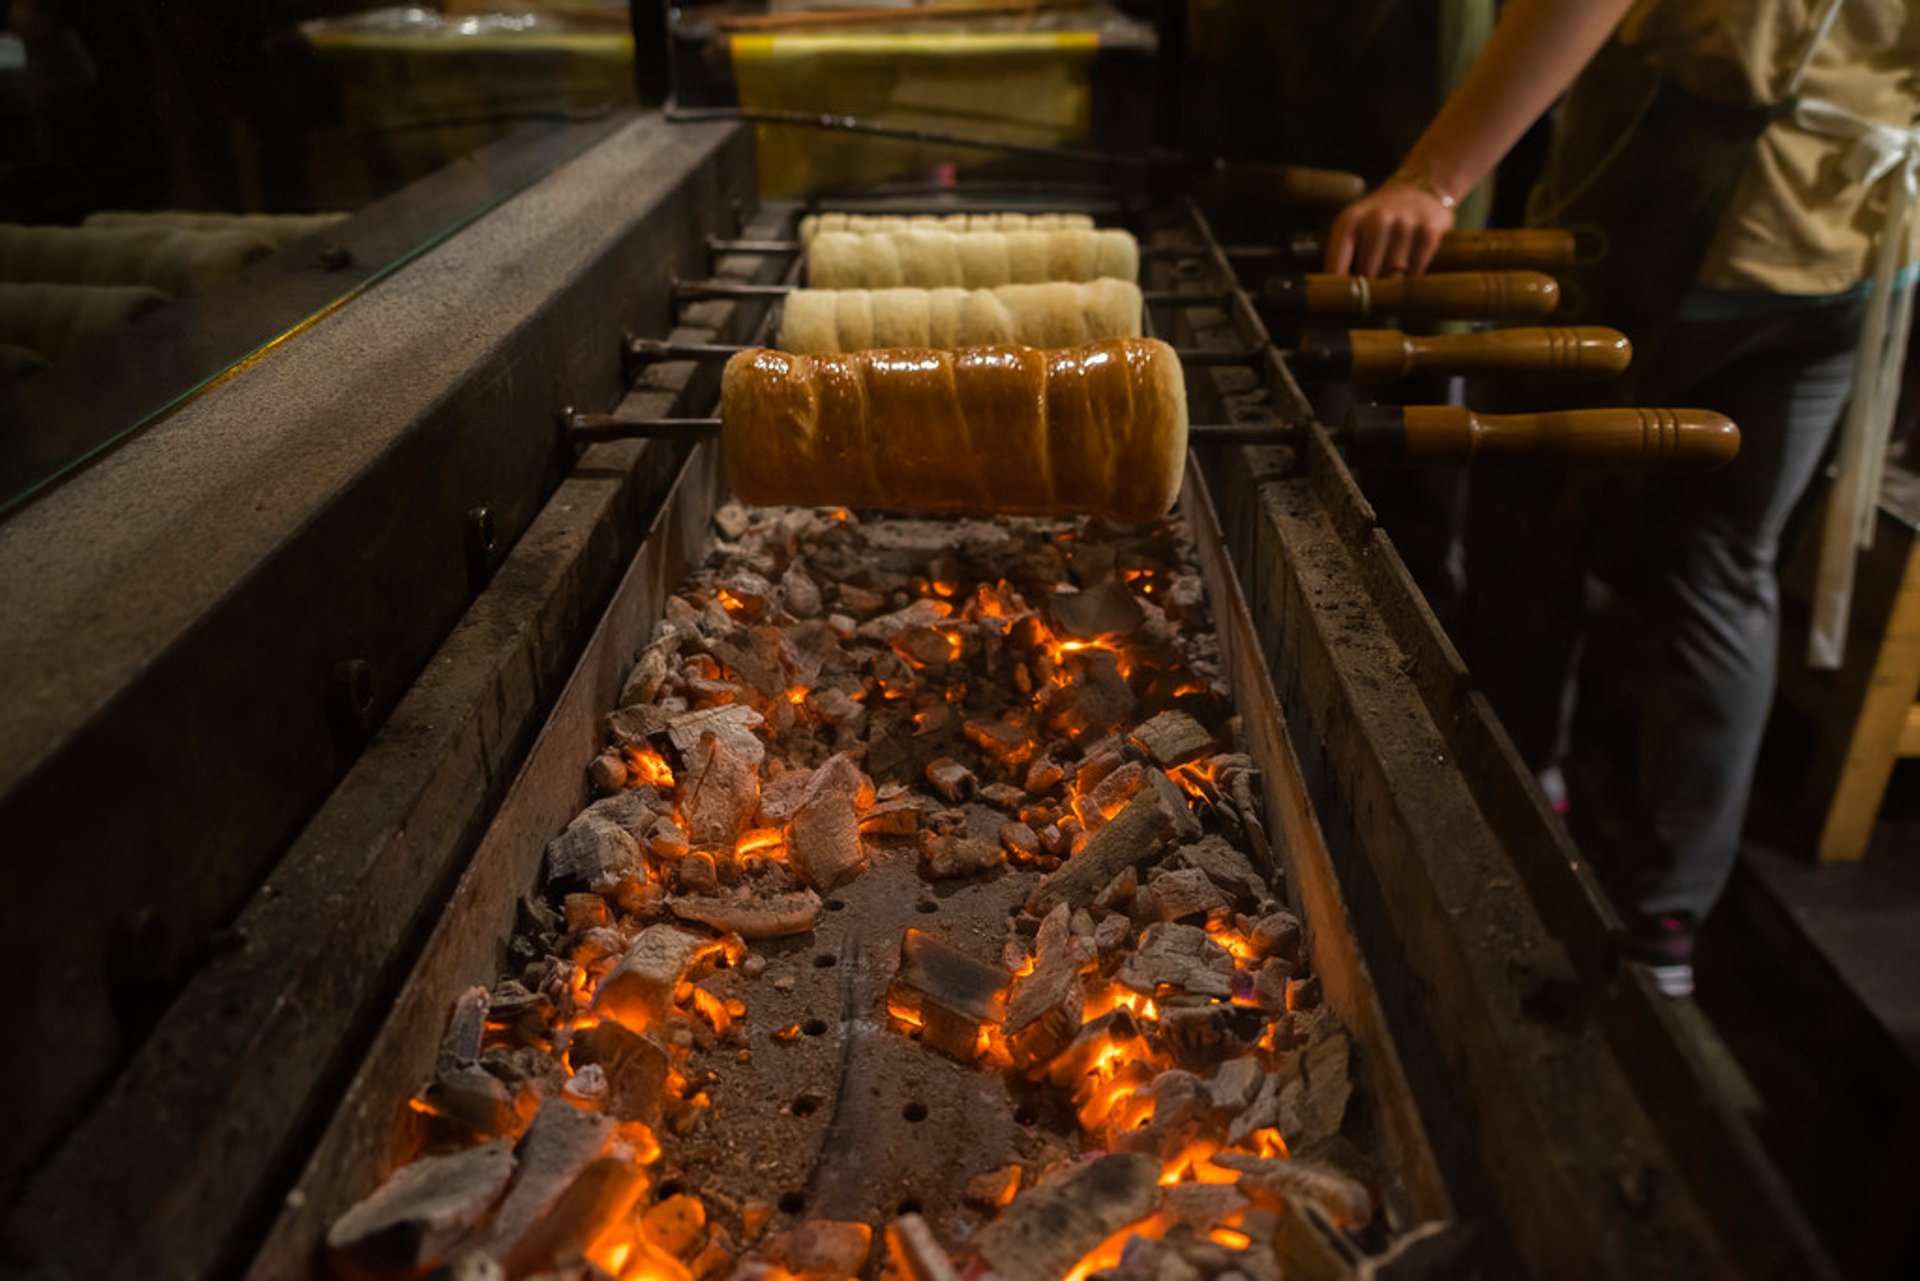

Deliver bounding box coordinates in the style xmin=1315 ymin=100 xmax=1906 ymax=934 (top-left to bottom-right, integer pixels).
xmin=1388 ymin=165 xmax=1459 ymax=212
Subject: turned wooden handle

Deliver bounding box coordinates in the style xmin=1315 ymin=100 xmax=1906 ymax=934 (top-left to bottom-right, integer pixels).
xmin=1305 ymin=326 xmax=1632 ymax=380
xmin=1271 ymin=271 xmax=1561 ymax=322
xmin=1185 ymin=160 xmax=1368 ymax=206
xmin=1425 ymin=229 xmax=1579 ymax=271
xmin=1347 ymin=405 xmax=1741 ymax=471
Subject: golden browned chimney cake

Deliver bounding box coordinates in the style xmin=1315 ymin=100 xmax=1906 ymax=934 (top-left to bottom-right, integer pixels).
xmin=807 ymin=228 xmax=1140 ymax=289
xmin=720 ymin=338 xmax=1188 ymax=523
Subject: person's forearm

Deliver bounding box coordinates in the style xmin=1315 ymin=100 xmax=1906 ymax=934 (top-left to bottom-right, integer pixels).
xmin=1401 ymin=0 xmax=1639 ymax=201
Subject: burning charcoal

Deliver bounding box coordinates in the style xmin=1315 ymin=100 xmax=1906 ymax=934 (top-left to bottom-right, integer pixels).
xmin=1167 ymin=837 xmax=1266 ymax=907
xmin=1053 ymin=650 xmax=1137 ymax=736
xmin=440 ymin=985 xmax=490 ymax=1069
xmin=641 ymin=1192 xmax=708 ymax=1256
xmin=1116 ymin=924 xmax=1235 ymax=999
xmin=1250 ymin=910 xmax=1302 ymax=966
xmin=682 ymin=732 xmax=761 ymax=846
xmin=649 ymin=817 xmax=691 ymax=861
xmin=710 ymin=638 xmax=785 ymax=700
xmin=789 ymin=754 xmax=870 ymax=889
xmin=965 ymin=1165 xmax=1022 ymax=1210
xmin=546 ymin=814 xmax=645 ymax=890
xmin=894 ymin=625 xmax=958 ymax=668
xmin=1214 ymin=1154 xmax=1374 ymax=1228
xmin=620 ymin=635 xmax=679 ymax=707
xmin=1156 ymin=1003 xmax=1264 ymax=1070
xmin=888 ymin=928 xmax=1010 ymax=1061
xmin=669 ymin=889 xmax=822 ymax=939
xmin=564 ymin=893 xmax=612 ymax=933
xmin=478 ymin=1102 xmax=619 ymax=1271
xmin=1298 ymin=1025 xmax=1353 ymax=1148
xmin=570 ymin=1020 xmax=670 ymax=1125
xmin=593 ymin=926 xmax=705 ymax=1031
xmin=1025 ymin=758 xmax=1066 ymax=794
xmin=426 ymin=1064 xmax=530 ymax=1137
xmin=1096 ymin=867 xmax=1139 ymax=910
xmin=1086 ymin=762 xmax=1146 ymax=827
xmin=860 ymin=796 xmax=927 ymax=836
xmin=1003 ymin=905 xmax=1084 ymax=1068
xmin=676 ymin=851 xmax=719 ymax=895
xmin=973 ymin=1154 xmax=1161 ymax=1281
xmin=857 ymin=597 xmax=949 ymax=642
xmin=606 ymin=702 xmax=673 ymax=748
xmin=1000 ymin=821 xmax=1041 ymax=858
xmin=721 ymin=570 xmax=774 ymax=617
xmin=1127 ymin=712 xmax=1215 ymax=768
xmin=1093 ymin=913 xmax=1132 ymax=957
xmin=1252 ymin=959 xmax=1293 ymax=1014
xmin=781 ymin=562 xmax=824 ymax=618
xmin=668 ymin=705 xmax=767 ymax=765
xmin=1158 ymin=1182 xmax=1250 ymax=1232
xmin=774 ymin=1220 xmax=872 ymax=1278
xmin=589 ymin=753 xmax=629 ymax=791
xmin=692 ymin=1226 xmax=739 ymax=1281
xmin=757 ymin=771 xmax=813 ymax=824
xmin=1048 ymin=581 xmax=1145 ymax=640
xmin=1207 ymin=1057 xmax=1265 ymax=1114
xmin=965 ymin=718 xmax=1032 ymax=765
xmin=585 ymin=788 xmax=662 ymax=840
xmin=326 ymin=1140 xmax=516 ymax=1275
xmin=886 ymin=1214 xmax=960 ymax=1281
xmin=1026 ymin=774 xmax=1187 ymax=916
xmin=806 ymin=687 xmax=866 ymax=729
xmin=1143 ymin=868 xmax=1231 ymax=923
xmin=921 ymin=832 xmax=1002 ymax=879
xmin=1227 ymin=1075 xmax=1280 ymax=1147
xmin=482 ymin=1046 xmax=562 ymax=1092
xmin=980 ymin=782 xmax=1026 ymax=810
xmin=925 ymin=757 xmax=976 ymax=803
xmin=1286 ymin=974 xmax=1322 ymax=1012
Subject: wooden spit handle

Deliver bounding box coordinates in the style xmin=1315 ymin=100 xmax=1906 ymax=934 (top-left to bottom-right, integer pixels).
xmin=1182 ymin=159 xmax=1369 ymax=207
xmin=1297 ymin=325 xmax=1632 ymax=381
xmin=1285 ymin=228 xmax=1581 ymax=271
xmin=1268 ymin=271 xmax=1561 ymax=322
xmin=1347 ymin=405 xmax=1740 ymax=471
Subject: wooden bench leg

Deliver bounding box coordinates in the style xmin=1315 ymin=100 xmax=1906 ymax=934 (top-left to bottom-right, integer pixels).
xmin=1809 ymin=525 xmax=1920 ymax=861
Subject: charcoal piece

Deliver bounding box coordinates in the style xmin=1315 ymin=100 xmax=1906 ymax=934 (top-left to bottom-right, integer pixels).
xmin=714 ymin=501 xmax=751 ymax=540
xmin=789 ymin=754 xmax=869 ymax=889
xmin=1250 ymin=910 xmax=1302 ymax=965
xmin=668 ymin=704 xmax=767 ymax=764
xmin=1086 ymin=761 xmax=1145 ymax=823
xmin=860 ymin=796 xmax=927 ymax=836
xmin=965 ymin=1165 xmax=1022 ymax=1210
xmin=807 ymin=686 xmax=866 ymax=728
xmin=619 ymin=635 xmax=679 ymax=707
xmin=1207 ymin=1057 xmax=1265 ymax=1114
xmin=1054 ymin=649 xmax=1137 ymax=735
xmin=675 ymin=851 xmax=719 ymax=895
xmin=980 ymin=782 xmax=1026 ymax=809
xmin=425 ymin=1064 xmax=528 ymax=1138
xmin=1168 ymin=836 xmax=1266 ymax=906
xmin=502 ymin=1154 xmax=646 ymax=1277
xmin=585 ymin=787 xmax=663 ymax=841
xmin=439 ymin=985 xmax=490 ymax=1070
xmin=1025 ymin=774 xmax=1185 ymax=917
xmin=669 ymin=889 xmax=822 ymax=939
xmin=888 ymin=928 xmax=1010 ymax=1061
xmin=325 ymin=1140 xmax=516 ymax=1274
xmin=589 ymin=753 xmax=628 ymax=791
xmin=757 ymin=770 xmax=814 ymax=824
xmin=563 ymin=893 xmax=612 ymax=933
xmin=964 ymin=718 xmax=1032 ymax=763
xmin=1143 ymin=867 xmax=1231 ymax=923
xmin=776 ymin=1220 xmax=872 ymax=1276
xmin=1000 ymin=821 xmax=1041 ymax=858
xmin=886 ymin=1214 xmax=960 ymax=1281
xmin=593 ymin=925 xmax=706 ymax=1031
xmin=478 ymin=1102 xmax=618 ymax=1270
xmin=856 ymin=597 xmax=949 ymax=642
xmin=641 ymin=1191 xmax=708 ymax=1256
xmin=681 ymin=732 xmax=760 ymax=846
xmin=1116 ymin=924 xmax=1236 ymax=999
xmin=710 ymin=637 xmax=785 ymax=700
xmin=1299 ymin=1024 xmax=1353 ymax=1148
xmin=1047 ymin=581 xmax=1145 ymax=640
xmin=1127 ymin=711 xmax=1215 ymax=767
xmin=606 ymin=702 xmax=673 ymax=746
xmin=973 ymin=1154 xmax=1161 ymax=1281
xmin=571 ymin=1020 xmax=670 ymax=1125
xmin=1157 ymin=1182 xmax=1249 ymax=1231
xmin=1214 ymin=1154 xmax=1374 ymax=1228
xmin=924 ymin=757 xmax=976 ymax=803
xmin=921 ymin=832 xmax=1002 ymax=880
xmin=1156 ymin=1003 xmax=1264 ymax=1070
xmin=1002 ymin=905 xmax=1083 ymax=1069
xmin=894 ymin=625 xmax=957 ymax=668
xmin=781 ymin=562 xmax=824 ymax=617
xmin=545 ymin=814 xmax=644 ymax=890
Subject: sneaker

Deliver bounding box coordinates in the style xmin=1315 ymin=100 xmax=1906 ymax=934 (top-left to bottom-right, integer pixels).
xmin=1621 ymin=913 xmax=1694 ymax=998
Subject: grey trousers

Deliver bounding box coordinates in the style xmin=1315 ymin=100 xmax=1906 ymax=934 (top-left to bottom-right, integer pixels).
xmin=1465 ymin=290 xmax=1865 ymax=921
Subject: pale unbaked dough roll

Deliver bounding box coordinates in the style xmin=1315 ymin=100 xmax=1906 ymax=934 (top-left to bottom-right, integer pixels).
xmin=83 ymin=210 xmax=348 ymax=247
xmin=798 ymin=211 xmax=1095 ymax=245
xmin=0 ymin=224 xmax=273 ymax=296
xmin=721 ymin=338 xmax=1188 ymax=523
xmin=808 ymin=228 xmax=1139 ymax=288
xmin=0 ymin=282 xmax=170 ymax=359
xmin=777 ymin=281 xmax=1143 ymax=352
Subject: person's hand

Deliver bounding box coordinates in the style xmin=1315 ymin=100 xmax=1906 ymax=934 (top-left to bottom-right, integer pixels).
xmin=1322 ymin=177 xmax=1457 ymax=277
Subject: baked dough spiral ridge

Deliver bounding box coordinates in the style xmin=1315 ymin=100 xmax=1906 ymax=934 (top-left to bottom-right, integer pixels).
xmin=807 ymin=228 xmax=1140 ymax=289
xmin=721 ymin=338 xmax=1187 ymax=523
